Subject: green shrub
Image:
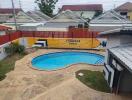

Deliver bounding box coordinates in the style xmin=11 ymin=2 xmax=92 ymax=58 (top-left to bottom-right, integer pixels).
xmin=5 ymin=43 xmax=25 ymax=55
xmin=17 ymin=45 xmax=25 ymax=54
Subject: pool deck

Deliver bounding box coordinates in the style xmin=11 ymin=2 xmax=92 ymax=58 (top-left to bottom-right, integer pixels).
xmin=0 ymin=49 xmax=131 ymax=100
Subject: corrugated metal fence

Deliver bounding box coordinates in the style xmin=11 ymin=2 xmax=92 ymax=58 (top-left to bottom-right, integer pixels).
xmin=0 ymin=28 xmax=99 ymax=45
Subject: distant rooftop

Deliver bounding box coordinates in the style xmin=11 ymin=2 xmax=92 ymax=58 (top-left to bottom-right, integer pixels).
xmin=115 ymin=2 xmax=132 ymax=11
xmin=49 ymin=10 xmax=86 ymax=23
xmin=0 ymin=25 xmax=12 ymax=31
xmin=110 ymin=44 xmax=132 ymax=72
xmin=90 ymin=10 xmax=132 ymax=24
xmin=0 ymin=8 xmax=22 ymax=14
xmin=61 ymin=4 xmax=103 ymax=11
xmin=26 ymin=11 xmax=51 ymax=22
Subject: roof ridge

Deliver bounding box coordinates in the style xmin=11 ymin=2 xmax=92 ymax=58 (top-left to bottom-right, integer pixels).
xmin=115 ymin=2 xmax=132 ymax=11
xmin=62 ymin=4 xmax=102 ymax=6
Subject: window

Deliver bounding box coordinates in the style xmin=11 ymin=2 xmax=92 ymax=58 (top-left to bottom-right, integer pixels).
xmin=127 ymin=16 xmax=130 ymax=19
xmin=120 ymin=12 xmax=127 ymax=16
xmin=112 ymin=59 xmax=116 ymax=67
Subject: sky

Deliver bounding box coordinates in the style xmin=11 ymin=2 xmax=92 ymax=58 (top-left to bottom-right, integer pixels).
xmin=0 ymin=0 xmax=132 ymax=13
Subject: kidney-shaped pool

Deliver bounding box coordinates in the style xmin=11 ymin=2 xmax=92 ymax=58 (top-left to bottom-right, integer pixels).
xmin=31 ymin=51 xmax=104 ymax=71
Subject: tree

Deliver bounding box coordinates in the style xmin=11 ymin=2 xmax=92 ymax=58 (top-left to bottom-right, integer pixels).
xmin=35 ymin=0 xmax=58 ymax=17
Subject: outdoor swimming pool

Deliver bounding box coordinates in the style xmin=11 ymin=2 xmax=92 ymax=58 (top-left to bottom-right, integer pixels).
xmin=32 ymin=51 xmax=104 ymax=71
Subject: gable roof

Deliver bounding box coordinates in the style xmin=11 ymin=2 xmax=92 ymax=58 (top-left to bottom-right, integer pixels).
xmin=6 ymin=11 xmax=36 ymax=23
xmin=61 ymin=4 xmax=103 ymax=11
xmin=44 ymin=10 xmax=87 ymax=29
xmin=115 ymin=2 xmax=132 ymax=11
xmin=90 ymin=10 xmax=132 ymax=24
xmin=0 ymin=8 xmax=22 ymax=14
xmin=26 ymin=11 xmax=51 ymax=22
xmin=49 ymin=10 xmax=86 ymax=23
xmin=0 ymin=25 xmax=12 ymax=31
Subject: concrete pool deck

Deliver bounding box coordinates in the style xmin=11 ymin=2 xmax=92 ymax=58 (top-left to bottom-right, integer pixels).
xmin=0 ymin=49 xmax=131 ymax=100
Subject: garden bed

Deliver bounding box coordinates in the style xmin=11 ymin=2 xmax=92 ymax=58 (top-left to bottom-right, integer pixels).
xmin=0 ymin=54 xmax=26 ymax=81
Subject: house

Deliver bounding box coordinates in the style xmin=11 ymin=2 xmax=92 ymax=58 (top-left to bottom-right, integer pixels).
xmin=19 ymin=10 xmax=51 ymax=31
xmin=115 ymin=2 xmax=132 ymax=21
xmin=90 ymin=10 xmax=132 ymax=32
xmin=0 ymin=8 xmax=22 ymax=23
xmin=6 ymin=11 xmax=37 ymax=23
xmin=5 ymin=10 xmax=51 ymax=30
xmin=61 ymin=4 xmax=103 ymax=20
xmin=99 ymin=26 xmax=132 ymax=94
xmin=0 ymin=25 xmax=12 ymax=35
xmin=26 ymin=11 xmax=51 ymax=22
xmin=5 ymin=10 xmax=37 ymax=29
xmin=41 ymin=10 xmax=87 ymax=31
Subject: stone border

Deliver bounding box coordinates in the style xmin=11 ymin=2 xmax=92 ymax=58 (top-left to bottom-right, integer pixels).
xmin=29 ymin=50 xmax=104 ymax=72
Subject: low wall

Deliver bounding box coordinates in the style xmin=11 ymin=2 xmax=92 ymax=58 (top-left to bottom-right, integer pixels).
xmin=19 ymin=37 xmax=106 ymax=49
xmin=0 ymin=39 xmax=19 ymax=60
xmin=0 ymin=43 xmax=10 ymax=60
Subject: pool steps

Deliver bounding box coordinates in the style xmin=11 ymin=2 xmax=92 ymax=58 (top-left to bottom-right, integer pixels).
xmin=95 ymin=59 xmax=104 ymax=64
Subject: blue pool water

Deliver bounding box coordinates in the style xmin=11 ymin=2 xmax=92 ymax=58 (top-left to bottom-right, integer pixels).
xmin=32 ymin=51 xmax=104 ymax=71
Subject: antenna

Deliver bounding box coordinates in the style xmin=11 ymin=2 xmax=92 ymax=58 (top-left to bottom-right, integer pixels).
xmin=114 ymin=4 xmax=116 ymax=9
xmin=19 ymin=0 xmax=22 ymax=9
xmin=113 ymin=0 xmax=117 ymax=9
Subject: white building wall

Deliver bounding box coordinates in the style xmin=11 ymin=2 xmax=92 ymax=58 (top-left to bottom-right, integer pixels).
xmin=120 ymin=35 xmax=132 ymax=45
xmin=105 ymin=35 xmax=120 ymax=64
xmin=0 ymin=42 xmax=10 ymax=60
xmin=107 ymin=35 xmax=120 ymax=49
xmin=19 ymin=38 xmax=28 ymax=48
xmin=37 ymin=27 xmax=68 ymax=31
xmin=105 ymin=50 xmax=109 ymax=64
xmin=0 ymin=31 xmax=6 ymax=35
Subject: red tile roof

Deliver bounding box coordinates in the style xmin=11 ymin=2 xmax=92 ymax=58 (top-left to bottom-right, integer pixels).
xmin=115 ymin=2 xmax=132 ymax=11
xmin=61 ymin=4 xmax=103 ymax=11
xmin=0 ymin=25 xmax=12 ymax=31
xmin=0 ymin=8 xmax=22 ymax=14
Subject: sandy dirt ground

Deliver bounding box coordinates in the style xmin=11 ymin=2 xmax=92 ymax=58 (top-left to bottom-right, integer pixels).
xmin=0 ymin=49 xmax=131 ymax=100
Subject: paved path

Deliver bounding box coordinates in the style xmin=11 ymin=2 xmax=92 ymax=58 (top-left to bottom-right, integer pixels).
xmin=0 ymin=49 xmax=131 ymax=100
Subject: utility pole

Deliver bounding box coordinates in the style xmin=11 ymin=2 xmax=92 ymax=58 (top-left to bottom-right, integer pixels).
xmin=11 ymin=0 xmax=17 ymax=30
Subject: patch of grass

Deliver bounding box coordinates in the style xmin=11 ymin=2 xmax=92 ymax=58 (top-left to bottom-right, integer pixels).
xmin=0 ymin=54 xmax=25 ymax=81
xmin=76 ymin=70 xmax=110 ymax=93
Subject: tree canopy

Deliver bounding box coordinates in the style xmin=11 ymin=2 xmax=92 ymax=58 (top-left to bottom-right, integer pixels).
xmin=35 ymin=0 xmax=58 ymax=17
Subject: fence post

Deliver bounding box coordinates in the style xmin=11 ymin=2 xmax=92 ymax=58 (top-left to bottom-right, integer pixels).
xmin=9 ymin=32 xmax=11 ymax=42
xmin=52 ymin=33 xmax=54 ymax=38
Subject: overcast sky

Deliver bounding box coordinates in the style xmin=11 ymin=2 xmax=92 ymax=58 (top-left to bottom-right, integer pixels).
xmin=0 ymin=0 xmax=132 ymax=13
